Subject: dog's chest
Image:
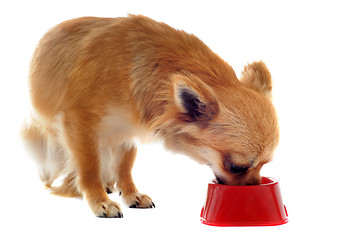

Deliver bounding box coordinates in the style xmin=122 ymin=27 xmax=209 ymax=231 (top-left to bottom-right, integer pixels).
xmin=98 ymin=107 xmax=140 ymax=147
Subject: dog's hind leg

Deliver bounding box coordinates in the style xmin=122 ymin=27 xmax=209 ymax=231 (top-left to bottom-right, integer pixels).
xmin=50 ymin=172 xmax=82 ymax=197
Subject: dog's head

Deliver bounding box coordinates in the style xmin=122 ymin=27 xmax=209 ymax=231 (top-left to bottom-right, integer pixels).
xmin=164 ymin=61 xmax=279 ymax=185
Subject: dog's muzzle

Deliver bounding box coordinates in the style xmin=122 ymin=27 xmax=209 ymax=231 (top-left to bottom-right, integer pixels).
xmin=215 ymin=175 xmax=226 ymax=185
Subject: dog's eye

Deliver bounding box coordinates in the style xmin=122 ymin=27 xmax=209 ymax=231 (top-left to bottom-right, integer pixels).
xmin=230 ymin=164 xmax=249 ymax=174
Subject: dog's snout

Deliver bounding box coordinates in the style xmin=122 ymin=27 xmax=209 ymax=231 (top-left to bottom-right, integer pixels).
xmin=230 ymin=164 xmax=250 ymax=174
xmin=223 ymin=154 xmax=253 ymax=175
xmin=215 ymin=176 xmax=226 ymax=185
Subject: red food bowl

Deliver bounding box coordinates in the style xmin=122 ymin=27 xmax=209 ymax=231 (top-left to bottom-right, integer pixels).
xmin=200 ymin=177 xmax=288 ymax=227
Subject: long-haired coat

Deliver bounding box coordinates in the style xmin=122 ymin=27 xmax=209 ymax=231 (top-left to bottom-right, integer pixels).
xmin=22 ymin=15 xmax=279 ymax=217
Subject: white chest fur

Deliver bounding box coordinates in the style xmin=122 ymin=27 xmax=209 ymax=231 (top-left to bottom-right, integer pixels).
xmin=98 ymin=107 xmax=139 ymax=147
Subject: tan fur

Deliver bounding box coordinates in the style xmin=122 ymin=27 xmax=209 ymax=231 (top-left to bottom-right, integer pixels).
xmin=22 ymin=15 xmax=279 ymax=217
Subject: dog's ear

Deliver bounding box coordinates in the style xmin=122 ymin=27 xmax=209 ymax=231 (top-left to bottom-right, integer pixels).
xmin=172 ymin=74 xmax=219 ymax=122
xmin=240 ymin=61 xmax=272 ymax=98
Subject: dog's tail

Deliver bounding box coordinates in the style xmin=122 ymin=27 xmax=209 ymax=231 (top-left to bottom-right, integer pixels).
xmin=21 ymin=116 xmax=54 ymax=186
xmin=21 ymin=115 xmax=82 ymax=198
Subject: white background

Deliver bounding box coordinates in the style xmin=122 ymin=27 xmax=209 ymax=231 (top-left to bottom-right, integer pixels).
xmin=1 ymin=0 xmax=359 ymax=239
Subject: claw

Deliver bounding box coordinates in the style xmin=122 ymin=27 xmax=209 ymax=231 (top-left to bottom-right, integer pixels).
xmin=98 ymin=211 xmax=123 ymax=218
xmin=130 ymin=201 xmax=140 ymax=208
xmin=106 ymin=187 xmax=113 ymax=194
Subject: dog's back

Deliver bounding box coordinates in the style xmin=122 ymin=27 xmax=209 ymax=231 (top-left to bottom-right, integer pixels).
xmin=29 ymin=17 xmax=116 ymax=118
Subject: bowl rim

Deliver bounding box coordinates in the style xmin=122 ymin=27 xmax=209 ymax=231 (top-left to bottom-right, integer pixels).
xmin=209 ymin=176 xmax=278 ymax=187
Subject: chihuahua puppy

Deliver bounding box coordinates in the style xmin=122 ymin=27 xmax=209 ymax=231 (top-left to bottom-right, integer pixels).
xmin=22 ymin=15 xmax=279 ymax=218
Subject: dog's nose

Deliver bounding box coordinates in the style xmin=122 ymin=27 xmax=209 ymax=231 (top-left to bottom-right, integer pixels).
xmin=230 ymin=164 xmax=250 ymax=174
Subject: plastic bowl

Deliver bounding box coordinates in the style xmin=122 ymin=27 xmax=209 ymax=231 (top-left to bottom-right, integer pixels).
xmin=200 ymin=177 xmax=288 ymax=227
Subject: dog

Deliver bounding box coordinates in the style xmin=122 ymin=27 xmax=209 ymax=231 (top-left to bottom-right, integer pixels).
xmin=22 ymin=15 xmax=279 ymax=218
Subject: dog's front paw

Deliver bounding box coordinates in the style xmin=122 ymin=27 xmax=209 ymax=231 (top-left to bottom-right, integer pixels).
xmin=88 ymin=198 xmax=123 ymax=218
xmin=122 ymin=192 xmax=155 ymax=208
